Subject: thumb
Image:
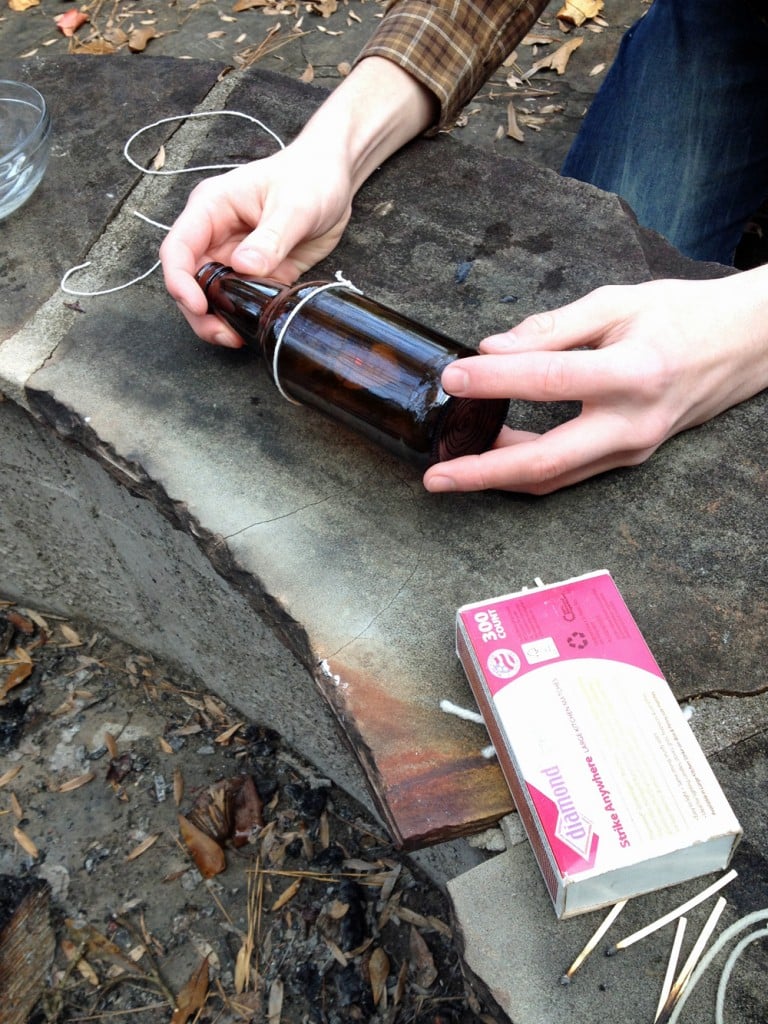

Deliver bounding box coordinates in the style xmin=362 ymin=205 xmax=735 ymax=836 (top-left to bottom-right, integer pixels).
xmin=231 ymin=216 xmax=296 ymax=279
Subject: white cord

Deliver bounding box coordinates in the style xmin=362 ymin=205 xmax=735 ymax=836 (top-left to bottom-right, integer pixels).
xmin=270 ymin=273 xmax=361 ymax=404
xmin=666 ymin=909 xmax=768 ymax=1024
xmin=60 ymin=111 xmax=285 ymax=296
xmin=122 ymin=110 xmax=285 ymax=174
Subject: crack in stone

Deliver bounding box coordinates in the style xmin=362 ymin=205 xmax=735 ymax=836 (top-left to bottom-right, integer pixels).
xmin=222 ymin=496 xmax=332 ymax=539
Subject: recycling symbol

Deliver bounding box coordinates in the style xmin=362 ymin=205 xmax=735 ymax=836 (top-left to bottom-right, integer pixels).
xmin=567 ymin=631 xmax=588 ymax=650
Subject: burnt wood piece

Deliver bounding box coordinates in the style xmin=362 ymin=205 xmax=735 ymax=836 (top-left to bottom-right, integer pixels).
xmin=0 ymin=875 xmax=55 ymax=1024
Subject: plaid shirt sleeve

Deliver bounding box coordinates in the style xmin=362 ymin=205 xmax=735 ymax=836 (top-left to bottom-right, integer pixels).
xmin=354 ymin=0 xmax=550 ymax=131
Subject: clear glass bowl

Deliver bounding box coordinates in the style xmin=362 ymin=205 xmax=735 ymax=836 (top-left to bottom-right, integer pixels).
xmin=0 ymin=80 xmax=52 ymax=221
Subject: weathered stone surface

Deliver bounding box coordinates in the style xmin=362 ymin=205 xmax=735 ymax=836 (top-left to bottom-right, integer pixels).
xmin=1 ymin=59 xmax=766 ymax=854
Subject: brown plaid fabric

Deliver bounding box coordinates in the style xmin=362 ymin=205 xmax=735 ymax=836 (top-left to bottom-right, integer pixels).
xmin=355 ymin=0 xmax=549 ymax=131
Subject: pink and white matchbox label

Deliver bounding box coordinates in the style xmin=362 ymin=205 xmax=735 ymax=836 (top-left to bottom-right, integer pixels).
xmin=458 ymin=571 xmax=663 ymax=697
xmin=458 ymin=572 xmax=729 ymax=880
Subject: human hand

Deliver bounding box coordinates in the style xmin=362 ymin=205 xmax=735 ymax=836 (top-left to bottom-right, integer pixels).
xmin=159 ymin=143 xmax=355 ymax=347
xmin=160 ymin=57 xmax=437 ymax=348
xmin=423 ymin=270 xmax=768 ymax=495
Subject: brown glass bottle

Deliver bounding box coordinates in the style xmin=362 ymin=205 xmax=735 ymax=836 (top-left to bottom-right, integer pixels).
xmin=196 ymin=262 xmax=509 ymax=468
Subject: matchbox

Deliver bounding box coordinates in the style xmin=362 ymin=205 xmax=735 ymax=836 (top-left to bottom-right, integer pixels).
xmin=456 ymin=570 xmax=742 ymax=919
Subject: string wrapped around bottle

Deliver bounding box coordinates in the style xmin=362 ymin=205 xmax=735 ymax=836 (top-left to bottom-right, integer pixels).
xmin=197 ymin=262 xmax=510 ymax=468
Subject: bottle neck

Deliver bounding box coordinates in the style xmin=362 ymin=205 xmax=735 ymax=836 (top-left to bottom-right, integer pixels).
xmin=195 ymin=262 xmax=283 ymax=347
xmin=195 ymin=263 xmax=336 ymax=352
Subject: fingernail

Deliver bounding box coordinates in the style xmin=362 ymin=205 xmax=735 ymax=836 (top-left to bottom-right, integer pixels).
xmin=235 ymin=247 xmax=268 ymax=276
xmin=480 ymin=334 xmax=514 ymax=352
xmin=213 ymin=331 xmax=239 ymax=348
xmin=424 ymin=474 xmax=456 ymax=493
xmin=442 ymin=364 xmax=470 ymax=393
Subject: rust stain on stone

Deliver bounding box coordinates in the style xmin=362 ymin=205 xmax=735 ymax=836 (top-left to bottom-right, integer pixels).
xmin=315 ymin=656 xmax=513 ymax=849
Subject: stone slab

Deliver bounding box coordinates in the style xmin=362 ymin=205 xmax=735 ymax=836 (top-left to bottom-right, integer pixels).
xmin=2 ymin=57 xmax=766 ymax=850
xmin=449 ymin=729 xmax=768 ymax=1024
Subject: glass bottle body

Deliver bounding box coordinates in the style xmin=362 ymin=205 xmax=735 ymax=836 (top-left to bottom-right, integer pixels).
xmin=196 ymin=262 xmax=509 ymax=468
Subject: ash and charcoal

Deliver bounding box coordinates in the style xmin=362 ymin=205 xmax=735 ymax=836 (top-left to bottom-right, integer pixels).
xmin=0 ymin=603 xmax=498 ymax=1024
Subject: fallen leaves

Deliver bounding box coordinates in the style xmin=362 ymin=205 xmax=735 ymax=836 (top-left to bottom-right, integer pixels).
xmin=522 ymin=35 xmax=583 ymax=79
xmin=13 ymin=824 xmax=39 ymax=858
xmin=125 ymin=832 xmax=161 ymax=861
xmin=58 ymin=771 xmax=96 ymax=793
xmin=1 ymin=600 xmax=490 ymax=1023
xmin=557 ymin=0 xmax=604 ymax=28
xmin=54 ymin=8 xmax=89 ymax=36
xmin=178 ymin=813 xmax=227 ymax=878
xmin=171 ymin=956 xmax=210 ymax=1024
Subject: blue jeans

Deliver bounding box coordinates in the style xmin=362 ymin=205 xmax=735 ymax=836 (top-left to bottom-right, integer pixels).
xmin=561 ymin=0 xmax=768 ymax=265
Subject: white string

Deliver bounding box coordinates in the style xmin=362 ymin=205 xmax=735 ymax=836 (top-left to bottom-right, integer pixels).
xmin=60 ymin=110 xmax=285 ymax=297
xmin=664 ymin=909 xmax=768 ymax=1024
xmin=61 ymin=258 xmax=162 ymax=297
xmin=122 ymin=110 xmax=285 ymax=174
xmin=270 ymin=273 xmax=362 ymax=404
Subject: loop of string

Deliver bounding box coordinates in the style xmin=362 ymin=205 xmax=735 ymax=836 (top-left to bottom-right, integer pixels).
xmin=270 ymin=273 xmax=362 ymax=404
xmin=666 ymin=909 xmax=768 ymax=1024
xmin=60 ymin=110 xmax=286 ymax=296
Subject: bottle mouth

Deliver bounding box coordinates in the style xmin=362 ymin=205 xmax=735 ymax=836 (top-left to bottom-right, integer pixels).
xmin=195 ymin=261 xmax=233 ymax=294
xmin=434 ymin=397 xmax=510 ymax=463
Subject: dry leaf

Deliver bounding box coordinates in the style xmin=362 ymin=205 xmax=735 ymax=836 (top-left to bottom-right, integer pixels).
xmin=54 ymin=9 xmax=89 ymax=36
xmin=267 ymin=977 xmax=284 ymax=1024
xmin=13 ymin=824 xmax=39 ymax=858
xmin=62 ymin=940 xmax=100 ymax=985
xmin=369 ymin=947 xmax=389 ymax=1006
xmin=9 ymin=0 xmax=40 ymax=10
xmin=234 ymin=942 xmax=251 ymax=995
xmin=589 ymin=62 xmax=606 ymax=76
xmin=271 ymin=877 xmax=301 ymax=912
xmin=232 ymin=775 xmax=264 ymax=846
xmin=178 ymin=814 xmax=226 ymax=878
xmin=309 ymin=0 xmax=336 ymax=15
xmin=337 ymin=61 xmax=351 ymax=77
xmin=59 ymin=623 xmax=82 ymax=646
xmin=299 ymin=63 xmax=314 ymax=83
xmin=104 ymin=731 xmax=119 ymax=759
xmin=556 ymin=0 xmax=604 ymax=27
xmin=125 ymin=833 xmax=160 ymax=861
xmin=214 ymin=721 xmax=243 ymax=745
xmin=0 ymin=659 xmax=33 ymax=698
xmin=522 ymin=32 xmax=558 ymax=46
xmin=506 ymin=103 xmax=525 ymax=142
xmin=152 ymin=145 xmax=166 ymax=170
xmin=0 ymin=765 xmax=22 ymax=788
xmin=173 ymin=767 xmax=184 ymax=806
xmin=324 ymin=937 xmax=348 ymax=967
xmin=408 ymin=926 xmax=437 ymax=988
xmin=128 ymin=25 xmax=158 ymax=51
xmin=207 ymin=30 xmax=226 ymax=38
xmin=10 ymin=792 xmax=22 ymax=819
xmin=523 ymin=36 xmax=582 ymax=78
xmin=7 ymin=610 xmax=35 ymax=634
xmin=328 ymin=899 xmax=349 ymax=920
xmin=159 ymin=736 xmax=174 ymax=755
xmin=171 ymin=956 xmax=210 ymax=1024
xmin=58 ymin=771 xmax=95 ymax=793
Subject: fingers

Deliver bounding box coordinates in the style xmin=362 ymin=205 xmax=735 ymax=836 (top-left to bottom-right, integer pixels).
xmin=480 ymin=285 xmax=632 ymax=355
xmin=423 ymin=416 xmax=655 ymax=495
xmin=442 ymin=348 xmax=634 ymax=404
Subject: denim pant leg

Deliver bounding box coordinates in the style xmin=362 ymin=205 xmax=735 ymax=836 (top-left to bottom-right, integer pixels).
xmin=561 ymin=0 xmax=768 ymax=264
